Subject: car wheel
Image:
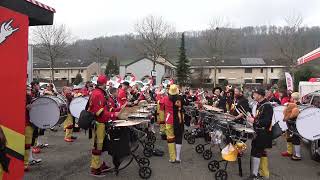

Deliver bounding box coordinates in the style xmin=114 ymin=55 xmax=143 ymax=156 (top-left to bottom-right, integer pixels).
xmin=310 ymin=140 xmax=320 ymax=162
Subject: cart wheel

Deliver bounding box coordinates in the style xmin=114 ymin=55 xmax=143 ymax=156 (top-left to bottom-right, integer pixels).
xmin=139 ymin=166 xmax=152 ymax=179
xmin=203 ymin=149 xmax=212 ymax=160
xmin=145 ymin=141 xmax=155 ymax=149
xmin=147 ymin=134 xmax=156 ymax=144
xmin=187 ymin=136 xmax=195 ymax=144
xmin=143 ymin=148 xmax=153 ymax=158
xmin=215 ymin=169 xmax=228 ymax=180
xmin=208 ymin=160 xmax=220 ymax=172
xmin=184 ymin=133 xmax=190 ymax=140
xmin=138 ymin=157 xmax=150 ymax=167
xmin=195 ymin=144 xmax=205 ymax=154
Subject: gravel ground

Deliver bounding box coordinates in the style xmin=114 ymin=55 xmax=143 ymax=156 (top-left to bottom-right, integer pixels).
xmin=24 ymin=127 xmax=320 ymax=180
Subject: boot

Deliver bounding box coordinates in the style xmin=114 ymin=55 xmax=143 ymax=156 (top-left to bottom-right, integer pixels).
xmin=292 ymin=145 xmax=302 ymax=161
xmin=281 ymin=142 xmax=293 ymax=157
xmin=175 ymin=144 xmax=182 ymax=163
xmin=251 ymin=157 xmax=261 ymax=177
xmin=259 ymin=157 xmax=269 ymax=179
xmin=168 ymin=143 xmax=176 ymax=163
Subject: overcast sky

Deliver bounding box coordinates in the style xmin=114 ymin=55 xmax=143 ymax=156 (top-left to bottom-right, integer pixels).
xmin=36 ymin=0 xmax=320 ymax=40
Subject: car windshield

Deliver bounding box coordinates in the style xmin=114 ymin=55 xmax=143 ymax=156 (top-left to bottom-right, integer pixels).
xmin=311 ymin=95 xmax=320 ymax=108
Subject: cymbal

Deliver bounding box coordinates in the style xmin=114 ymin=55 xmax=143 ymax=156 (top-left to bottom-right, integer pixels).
xmin=114 ymin=120 xmax=145 ymax=127
xmin=203 ymin=105 xmax=223 ymax=112
xmin=137 ymin=109 xmax=150 ymax=113
xmin=113 ymin=120 xmax=126 ymax=123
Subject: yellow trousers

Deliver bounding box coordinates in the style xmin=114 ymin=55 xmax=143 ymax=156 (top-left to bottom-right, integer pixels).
xmin=91 ymin=122 xmax=106 ymax=169
xmin=0 ymin=164 xmax=3 ymax=180
xmin=166 ymin=124 xmax=176 ymax=161
xmin=63 ymin=114 xmax=74 ymax=139
xmin=24 ymin=125 xmax=34 ymax=168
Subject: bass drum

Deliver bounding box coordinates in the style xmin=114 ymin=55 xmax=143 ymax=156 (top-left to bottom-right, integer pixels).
xmin=296 ymin=107 xmax=320 ymax=141
xmin=30 ymin=96 xmax=68 ymax=129
xmin=69 ymin=96 xmax=89 ymax=119
xmin=272 ymin=105 xmax=287 ymax=131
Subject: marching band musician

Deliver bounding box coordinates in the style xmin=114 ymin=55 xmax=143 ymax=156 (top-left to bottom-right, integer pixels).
xmin=281 ymin=92 xmax=302 ymax=161
xmin=118 ymin=81 xmax=130 ymax=107
xmin=107 ymin=87 xmax=125 ymax=113
xmin=224 ymin=85 xmax=234 ymax=113
xmin=87 ymin=75 xmax=120 ymax=177
xmin=62 ymin=86 xmax=77 ymax=143
xmin=230 ymin=87 xmax=250 ymax=124
xmin=157 ymin=89 xmax=167 ymax=140
xmin=246 ymin=89 xmax=273 ymax=180
xmin=138 ymin=85 xmax=153 ymax=103
xmin=162 ymin=84 xmax=185 ymax=163
xmin=43 ymin=83 xmax=57 ymax=96
xmin=212 ymin=87 xmax=227 ymax=112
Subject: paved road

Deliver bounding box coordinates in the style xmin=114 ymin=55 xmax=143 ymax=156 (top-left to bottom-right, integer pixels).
xmin=24 ymin=128 xmax=320 ymax=180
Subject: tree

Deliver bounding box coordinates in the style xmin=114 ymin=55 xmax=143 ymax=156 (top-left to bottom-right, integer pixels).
xmin=176 ymin=32 xmax=190 ymax=86
xmin=73 ymin=73 xmax=83 ymax=85
xmin=200 ymin=18 xmax=237 ymax=87
xmin=32 ymin=24 xmax=71 ymax=83
xmin=135 ymin=15 xmax=174 ymax=84
xmin=105 ymin=57 xmax=119 ymax=77
xmin=275 ymin=13 xmax=304 ymax=68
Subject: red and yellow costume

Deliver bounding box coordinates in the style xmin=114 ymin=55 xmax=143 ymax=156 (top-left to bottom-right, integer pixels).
xmin=24 ymin=103 xmax=33 ymax=171
xmin=107 ymin=96 xmax=121 ymax=112
xmin=63 ymin=93 xmax=74 ymax=142
xmin=157 ymin=94 xmax=166 ymax=137
xmin=88 ymin=87 xmax=116 ymax=171
xmin=162 ymin=95 xmax=176 ymax=161
xmin=118 ymin=88 xmax=127 ymax=107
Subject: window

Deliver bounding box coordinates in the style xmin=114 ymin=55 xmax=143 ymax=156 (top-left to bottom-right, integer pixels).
xmin=270 ymin=79 xmax=279 ymax=85
xmin=204 ymin=79 xmax=212 ymax=84
xmin=271 ymin=68 xmax=274 ymax=73
xmin=38 ymin=70 xmax=40 ymax=74
xmin=244 ymin=79 xmax=253 ymax=83
xmin=260 ymin=68 xmax=263 ymax=73
xmin=71 ymin=70 xmax=73 ymax=73
xmin=55 ymin=70 xmax=59 ymax=73
xmin=65 ymin=70 xmax=67 ymax=73
xmin=80 ymin=69 xmax=84 ymax=73
xmin=218 ymin=68 xmax=221 ymax=73
xmin=255 ymin=79 xmax=263 ymax=84
xmin=245 ymin=68 xmax=252 ymax=73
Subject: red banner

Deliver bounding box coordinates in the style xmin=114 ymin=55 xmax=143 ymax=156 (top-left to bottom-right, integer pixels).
xmin=0 ymin=6 xmax=29 ymax=180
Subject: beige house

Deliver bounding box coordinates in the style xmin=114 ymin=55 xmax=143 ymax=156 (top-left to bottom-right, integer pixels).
xmin=33 ymin=60 xmax=99 ymax=83
xmin=190 ymin=58 xmax=286 ymax=85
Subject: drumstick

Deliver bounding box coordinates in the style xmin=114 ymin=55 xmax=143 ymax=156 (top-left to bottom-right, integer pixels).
xmin=239 ymin=105 xmax=250 ymax=118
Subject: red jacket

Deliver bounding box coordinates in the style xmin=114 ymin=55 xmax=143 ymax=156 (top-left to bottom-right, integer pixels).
xmin=88 ymin=87 xmax=116 ymax=122
xmin=162 ymin=95 xmax=174 ymax=125
xmin=107 ymin=96 xmax=121 ymax=112
xmin=80 ymin=87 xmax=90 ymax=96
xmin=281 ymin=97 xmax=290 ymax=105
xmin=118 ymin=88 xmax=127 ymax=107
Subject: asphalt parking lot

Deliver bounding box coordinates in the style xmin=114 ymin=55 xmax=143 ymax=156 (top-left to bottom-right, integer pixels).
xmin=24 ymin=127 xmax=320 ymax=180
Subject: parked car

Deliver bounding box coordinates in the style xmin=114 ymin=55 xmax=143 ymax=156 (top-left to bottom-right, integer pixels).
xmin=301 ymin=91 xmax=320 ymax=161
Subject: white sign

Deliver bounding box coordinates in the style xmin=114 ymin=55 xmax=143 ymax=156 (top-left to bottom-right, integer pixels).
xmin=151 ymin=70 xmax=157 ymax=77
xmin=285 ymin=72 xmax=294 ymax=91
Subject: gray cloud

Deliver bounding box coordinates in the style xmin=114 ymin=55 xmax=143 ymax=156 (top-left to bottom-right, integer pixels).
xmin=37 ymin=0 xmax=320 ymax=39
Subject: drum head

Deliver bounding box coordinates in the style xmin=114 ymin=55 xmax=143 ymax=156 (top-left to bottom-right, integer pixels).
xmin=272 ymin=106 xmax=287 ymax=131
xmin=70 ymin=96 xmax=89 ymax=118
xmin=296 ymin=107 xmax=320 ymax=140
xmin=29 ymin=97 xmax=60 ymax=129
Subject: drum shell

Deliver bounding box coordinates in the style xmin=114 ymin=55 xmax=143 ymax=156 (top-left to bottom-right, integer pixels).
xmin=30 ymin=96 xmax=68 ymax=129
xmin=69 ymin=96 xmax=89 ymax=119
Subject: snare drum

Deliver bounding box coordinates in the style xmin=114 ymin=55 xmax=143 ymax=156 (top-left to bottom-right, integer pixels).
xmin=30 ymin=96 xmax=68 ymax=129
xmin=296 ymin=107 xmax=320 ymax=141
xmin=69 ymin=96 xmax=89 ymax=119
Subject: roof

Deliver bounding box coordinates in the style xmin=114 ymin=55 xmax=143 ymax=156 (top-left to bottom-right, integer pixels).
xmin=120 ymin=56 xmax=176 ymax=68
xmin=297 ymin=47 xmax=320 ymax=66
xmin=190 ymin=57 xmax=287 ymax=67
xmin=33 ymin=60 xmax=95 ymax=69
xmin=0 ymin=0 xmax=55 ymax=26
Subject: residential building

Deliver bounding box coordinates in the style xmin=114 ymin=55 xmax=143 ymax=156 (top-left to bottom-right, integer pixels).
xmin=190 ymin=58 xmax=286 ymax=85
xmin=33 ymin=60 xmax=99 ymax=84
xmin=119 ymin=56 xmax=176 ymax=85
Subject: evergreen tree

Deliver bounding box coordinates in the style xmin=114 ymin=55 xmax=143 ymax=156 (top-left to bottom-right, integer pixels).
xmin=105 ymin=56 xmax=119 ymax=77
xmin=176 ymin=32 xmax=190 ymax=86
xmin=73 ymin=73 xmax=83 ymax=85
